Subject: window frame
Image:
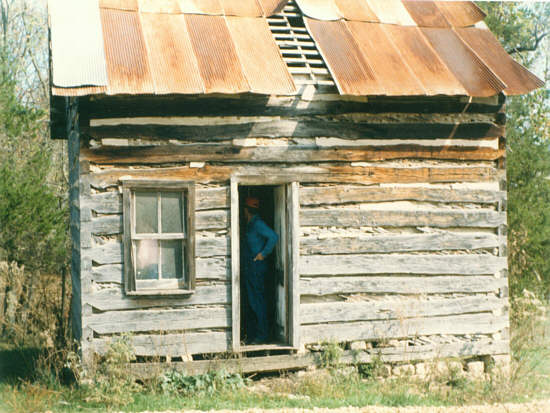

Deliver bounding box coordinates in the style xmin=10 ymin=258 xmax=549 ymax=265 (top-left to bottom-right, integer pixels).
xmin=122 ymin=180 xmax=195 ymax=296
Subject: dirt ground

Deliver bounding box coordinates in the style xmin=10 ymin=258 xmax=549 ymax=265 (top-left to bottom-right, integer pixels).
xmin=135 ymin=399 xmax=550 ymax=413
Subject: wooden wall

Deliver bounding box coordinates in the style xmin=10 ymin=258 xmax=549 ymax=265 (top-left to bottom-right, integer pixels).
xmin=75 ymin=91 xmax=509 ymax=364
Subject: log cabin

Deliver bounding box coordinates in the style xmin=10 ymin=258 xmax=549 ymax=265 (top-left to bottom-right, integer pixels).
xmin=49 ymin=0 xmax=543 ymax=375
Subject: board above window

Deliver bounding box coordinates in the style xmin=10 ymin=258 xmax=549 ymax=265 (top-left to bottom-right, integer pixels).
xmin=122 ymin=180 xmax=196 ymax=296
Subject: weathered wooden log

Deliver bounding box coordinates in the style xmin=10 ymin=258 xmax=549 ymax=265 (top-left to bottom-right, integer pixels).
xmin=301 ymin=313 xmax=508 ymax=344
xmin=82 ymin=187 xmax=229 ymax=214
xmin=127 ymin=339 xmax=509 ymax=377
xmin=83 ymin=94 xmax=503 ymax=120
xmin=300 ymin=275 xmax=506 ymax=296
xmin=93 ymin=331 xmax=230 ymax=357
xmin=81 ymin=144 xmax=505 ymax=164
xmin=88 ymin=307 xmax=230 ymax=335
xmin=300 ymin=232 xmax=499 ymax=255
xmin=300 ymin=209 xmax=505 ymax=228
xmin=299 ymin=254 xmax=506 ymax=276
xmin=300 ymin=186 xmax=506 ymax=205
xmin=88 ymin=284 xmax=230 ymax=311
xmin=90 ymin=210 xmax=228 ymax=235
xmin=83 ymin=120 xmax=504 ymax=141
xmin=89 ymin=165 xmax=498 ymax=188
xmin=301 ymin=296 xmax=507 ymax=324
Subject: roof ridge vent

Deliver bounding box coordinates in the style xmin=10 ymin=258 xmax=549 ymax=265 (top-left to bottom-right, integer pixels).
xmin=267 ymin=0 xmax=335 ymax=89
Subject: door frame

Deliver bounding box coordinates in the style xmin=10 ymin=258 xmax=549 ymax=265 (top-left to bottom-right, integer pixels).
xmin=230 ymin=175 xmax=300 ymax=352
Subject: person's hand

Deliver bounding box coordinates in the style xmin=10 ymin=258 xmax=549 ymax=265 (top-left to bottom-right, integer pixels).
xmin=254 ymin=252 xmax=264 ymax=261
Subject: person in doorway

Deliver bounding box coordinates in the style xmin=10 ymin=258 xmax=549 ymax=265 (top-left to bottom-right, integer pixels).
xmin=243 ymin=196 xmax=278 ymax=345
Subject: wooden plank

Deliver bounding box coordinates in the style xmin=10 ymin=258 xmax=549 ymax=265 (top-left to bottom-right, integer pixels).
xmin=301 ymin=296 xmax=507 ymax=324
xmin=89 ymin=165 xmax=498 ymax=188
xmin=128 ymin=340 xmax=509 ymax=377
xmin=84 ymin=94 xmax=504 ymax=120
xmin=88 ymin=284 xmax=230 ymax=311
xmin=299 ymin=254 xmax=506 ymax=276
xmin=81 ymin=144 xmax=505 ymax=164
xmin=300 ymin=275 xmax=506 ymax=296
xmin=300 ymin=186 xmax=506 ymax=206
xmin=301 ymin=313 xmax=508 ymax=344
xmin=288 ymin=181 xmax=300 ymax=348
xmin=92 ymin=264 xmax=123 ymax=283
xmin=84 ymin=120 xmax=504 ymax=141
xmin=91 ymin=257 xmax=229 ymax=283
xmin=93 ymin=331 xmax=230 ymax=357
xmin=83 ymin=187 xmax=229 ymax=214
xmin=87 ymin=236 xmax=228 ymax=267
xmin=91 ymin=210 xmax=228 ymax=235
xmin=88 ymin=307 xmax=230 ymax=335
xmin=300 ymin=232 xmax=499 ymax=255
xmin=300 ymin=209 xmax=505 ymax=228
xmin=230 ymin=177 xmax=240 ymax=351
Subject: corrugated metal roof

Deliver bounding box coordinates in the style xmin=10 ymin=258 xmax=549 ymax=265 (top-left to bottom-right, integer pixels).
xmin=185 ymin=14 xmax=249 ymax=93
xmin=100 ymin=8 xmax=155 ymax=94
xmin=49 ymin=0 xmax=108 ymax=87
xmin=455 ymin=27 xmax=545 ymax=95
xmin=420 ymin=27 xmax=506 ymax=97
xmin=299 ymin=0 xmax=541 ymax=97
xmin=140 ymin=12 xmax=204 ymax=94
xmin=226 ymin=16 xmax=296 ymax=94
xmin=50 ymin=0 xmax=542 ymax=98
xmin=402 ymin=1 xmax=450 ymax=27
xmin=435 ymin=1 xmax=485 ymax=27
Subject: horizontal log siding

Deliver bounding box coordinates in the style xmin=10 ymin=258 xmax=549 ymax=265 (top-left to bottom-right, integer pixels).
xmin=78 ymin=97 xmax=508 ymax=360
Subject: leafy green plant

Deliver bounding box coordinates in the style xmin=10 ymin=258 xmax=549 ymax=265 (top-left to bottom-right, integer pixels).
xmin=160 ymin=369 xmax=247 ymax=396
xmin=317 ymin=341 xmax=343 ymax=369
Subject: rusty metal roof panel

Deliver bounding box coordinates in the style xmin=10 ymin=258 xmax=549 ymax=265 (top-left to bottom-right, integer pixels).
xmin=346 ymin=21 xmax=425 ymax=95
xmin=335 ymin=0 xmax=378 ymax=22
xmin=138 ymin=0 xmax=181 ymax=13
xmin=49 ymin=0 xmax=108 ymax=88
xmin=296 ymin=0 xmax=341 ymax=21
xmin=382 ymin=25 xmax=467 ymax=96
xmin=226 ymin=16 xmax=296 ymax=94
xmin=100 ymin=8 xmax=155 ymax=94
xmin=421 ymin=27 xmax=506 ymax=97
xmin=402 ymin=0 xmax=450 ymax=27
xmin=257 ymin=0 xmax=288 ymax=16
xmin=434 ymin=1 xmax=485 ymax=27
xmin=455 ymin=27 xmax=545 ymax=96
xmin=53 ymin=86 xmax=107 ymax=97
xmin=365 ymin=0 xmax=416 ymax=26
xmin=179 ymin=0 xmax=223 ymax=15
xmin=140 ymin=13 xmax=204 ymax=94
xmin=220 ymin=0 xmax=263 ymax=17
xmin=185 ymin=14 xmax=249 ymax=93
xmin=305 ymin=17 xmax=379 ymax=96
xmin=99 ymin=0 xmax=137 ymax=10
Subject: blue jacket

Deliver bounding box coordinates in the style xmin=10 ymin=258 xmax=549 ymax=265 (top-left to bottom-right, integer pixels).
xmin=244 ymin=214 xmax=278 ymax=262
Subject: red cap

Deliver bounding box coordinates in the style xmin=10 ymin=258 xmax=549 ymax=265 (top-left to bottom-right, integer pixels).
xmin=245 ymin=197 xmax=260 ymax=209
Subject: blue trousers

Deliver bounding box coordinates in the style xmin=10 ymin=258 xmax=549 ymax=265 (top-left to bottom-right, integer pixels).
xmin=244 ymin=259 xmax=268 ymax=342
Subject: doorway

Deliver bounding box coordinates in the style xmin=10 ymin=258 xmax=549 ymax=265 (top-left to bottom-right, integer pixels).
xmin=239 ymin=185 xmax=288 ymax=345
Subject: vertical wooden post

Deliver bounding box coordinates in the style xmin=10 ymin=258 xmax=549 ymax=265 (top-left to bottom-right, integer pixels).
xmin=287 ymin=182 xmax=300 ymax=349
xmin=230 ymin=177 xmax=241 ymax=352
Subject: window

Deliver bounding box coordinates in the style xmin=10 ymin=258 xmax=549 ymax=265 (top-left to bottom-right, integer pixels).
xmin=122 ymin=180 xmax=195 ymax=295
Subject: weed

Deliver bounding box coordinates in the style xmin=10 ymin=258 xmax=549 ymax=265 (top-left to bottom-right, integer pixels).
xmin=160 ymin=369 xmax=247 ymax=396
xmin=317 ymin=341 xmax=343 ymax=369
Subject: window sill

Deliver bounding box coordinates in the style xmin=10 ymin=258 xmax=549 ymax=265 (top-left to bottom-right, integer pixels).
xmin=126 ymin=289 xmax=194 ymax=297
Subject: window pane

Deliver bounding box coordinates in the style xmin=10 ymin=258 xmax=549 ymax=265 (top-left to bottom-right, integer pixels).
xmin=135 ymin=192 xmax=158 ymax=234
xmin=161 ymin=240 xmax=183 ymax=279
xmin=161 ymin=192 xmax=184 ymax=234
xmin=135 ymin=239 xmax=159 ymax=280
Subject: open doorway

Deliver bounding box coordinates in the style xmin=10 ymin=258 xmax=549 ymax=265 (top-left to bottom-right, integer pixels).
xmin=238 ymin=185 xmax=288 ymax=346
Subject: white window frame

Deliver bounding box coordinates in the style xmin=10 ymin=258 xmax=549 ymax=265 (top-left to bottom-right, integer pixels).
xmin=122 ymin=180 xmax=195 ymax=296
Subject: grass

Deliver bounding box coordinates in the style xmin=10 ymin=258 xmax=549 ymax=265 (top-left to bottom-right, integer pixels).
xmin=1 ymin=305 xmax=549 ymax=413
